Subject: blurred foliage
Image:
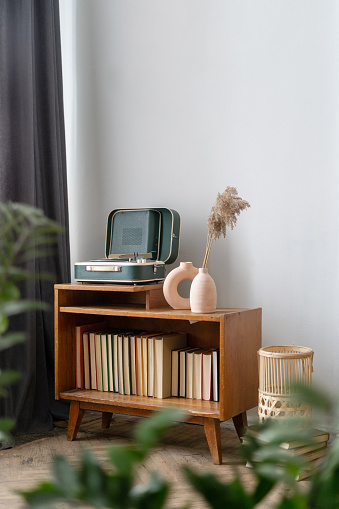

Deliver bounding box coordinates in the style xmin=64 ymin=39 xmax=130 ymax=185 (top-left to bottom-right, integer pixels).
xmin=5 ymin=203 xmax=337 ymax=508
xmin=19 ymin=385 xmax=339 ymax=509
xmin=0 ymin=202 xmax=62 ymax=442
xmin=20 ymin=407 xmax=187 ymax=509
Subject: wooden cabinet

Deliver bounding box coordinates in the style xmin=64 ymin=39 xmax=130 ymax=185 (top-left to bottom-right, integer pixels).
xmin=55 ymin=283 xmax=262 ymax=464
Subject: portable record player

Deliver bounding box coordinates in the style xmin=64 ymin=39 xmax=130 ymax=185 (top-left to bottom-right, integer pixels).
xmin=74 ymin=207 xmax=180 ymax=283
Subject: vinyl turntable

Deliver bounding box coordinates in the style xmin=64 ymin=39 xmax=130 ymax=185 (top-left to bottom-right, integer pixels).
xmin=74 ymin=207 xmax=180 ymax=283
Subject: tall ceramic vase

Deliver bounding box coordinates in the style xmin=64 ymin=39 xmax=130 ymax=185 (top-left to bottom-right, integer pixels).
xmin=190 ymin=267 xmax=217 ymax=313
xmin=163 ymin=262 xmax=199 ymax=309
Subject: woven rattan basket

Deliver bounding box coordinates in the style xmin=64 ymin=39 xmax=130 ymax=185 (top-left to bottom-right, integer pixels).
xmin=258 ymin=345 xmax=314 ymax=422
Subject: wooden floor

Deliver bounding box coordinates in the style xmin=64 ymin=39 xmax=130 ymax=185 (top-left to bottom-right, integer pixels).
xmin=0 ymin=411 xmax=292 ymax=509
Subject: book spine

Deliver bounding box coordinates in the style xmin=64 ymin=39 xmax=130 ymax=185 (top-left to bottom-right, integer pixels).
xmin=130 ymin=336 xmax=137 ymax=395
xmin=193 ymin=352 xmax=202 ymax=400
xmin=83 ymin=332 xmax=91 ymax=390
xmin=123 ymin=334 xmax=131 ymax=395
xmin=171 ymin=350 xmax=179 ymax=397
xmin=102 ymin=333 xmax=109 ymax=392
xmin=107 ymin=333 xmax=114 ymax=392
xmin=153 ymin=339 xmax=162 ymax=398
xmin=118 ymin=335 xmax=124 ymax=395
xmin=212 ymin=350 xmax=219 ymax=402
xmin=148 ymin=337 xmax=154 ymax=397
xmin=89 ymin=332 xmax=97 ymax=390
xmin=142 ymin=337 xmax=148 ymax=396
xmin=75 ymin=327 xmax=82 ymax=389
xmin=136 ymin=336 xmax=143 ymax=396
xmin=179 ymin=351 xmax=186 ymax=397
xmin=202 ymin=352 xmax=212 ymax=401
xmin=113 ymin=334 xmax=119 ymax=393
xmin=186 ymin=352 xmax=194 ymax=399
xmin=95 ymin=333 xmax=103 ymax=391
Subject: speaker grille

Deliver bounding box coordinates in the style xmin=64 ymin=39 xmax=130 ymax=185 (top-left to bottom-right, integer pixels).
xmin=122 ymin=227 xmax=142 ymax=246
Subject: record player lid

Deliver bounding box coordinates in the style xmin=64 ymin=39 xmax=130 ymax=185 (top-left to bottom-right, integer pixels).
xmin=105 ymin=208 xmax=180 ymax=264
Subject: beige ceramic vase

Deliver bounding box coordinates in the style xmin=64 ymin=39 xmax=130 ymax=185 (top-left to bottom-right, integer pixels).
xmin=190 ymin=267 xmax=217 ymax=313
xmin=163 ymin=262 xmax=199 ymax=309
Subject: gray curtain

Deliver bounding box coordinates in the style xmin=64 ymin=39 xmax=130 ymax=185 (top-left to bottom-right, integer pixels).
xmin=0 ymin=0 xmax=70 ymax=432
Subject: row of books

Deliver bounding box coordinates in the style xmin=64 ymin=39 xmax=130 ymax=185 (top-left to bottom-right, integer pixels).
xmin=244 ymin=425 xmax=330 ymax=480
xmin=75 ymin=322 xmax=219 ymax=401
xmin=171 ymin=346 xmax=219 ymax=401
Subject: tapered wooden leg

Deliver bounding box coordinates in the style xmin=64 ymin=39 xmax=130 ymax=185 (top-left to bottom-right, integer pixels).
xmin=232 ymin=412 xmax=248 ymax=440
xmin=204 ymin=418 xmax=222 ymax=465
xmin=67 ymin=401 xmax=85 ymax=441
xmin=102 ymin=412 xmax=113 ymax=429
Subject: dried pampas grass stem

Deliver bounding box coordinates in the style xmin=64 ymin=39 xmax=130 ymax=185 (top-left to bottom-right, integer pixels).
xmin=202 ymin=186 xmax=250 ymax=268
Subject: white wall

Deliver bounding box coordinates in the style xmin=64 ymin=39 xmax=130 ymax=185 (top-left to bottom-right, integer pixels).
xmin=60 ymin=0 xmax=339 ymax=393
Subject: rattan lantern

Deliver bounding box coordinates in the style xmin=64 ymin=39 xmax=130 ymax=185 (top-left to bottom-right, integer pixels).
xmin=258 ymin=346 xmax=314 ymax=423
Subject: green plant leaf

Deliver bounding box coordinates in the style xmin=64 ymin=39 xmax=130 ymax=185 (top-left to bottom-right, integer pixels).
xmin=251 ymin=445 xmax=306 ymax=466
xmin=2 ymin=266 xmax=56 ymax=280
xmin=290 ymin=383 xmax=332 ymax=413
xmin=19 ymin=481 xmax=62 ymax=508
xmin=133 ymin=407 xmax=185 ymax=458
xmin=0 ymin=429 xmax=14 ymax=445
xmin=252 ymin=477 xmax=276 ymax=504
xmin=104 ymin=475 xmax=134 ymax=509
xmin=250 ymin=422 xmax=315 ymax=449
xmin=0 ymin=370 xmax=20 ymax=388
xmin=276 ymin=493 xmax=308 ymax=509
xmin=184 ymin=467 xmax=253 ymax=509
xmin=0 ymin=313 xmax=9 ymax=334
xmin=52 ymin=455 xmax=80 ymax=499
xmin=131 ymin=472 xmax=169 ymax=509
xmin=0 ymin=332 xmax=26 ymax=352
xmin=78 ymin=449 xmax=111 ymax=507
xmin=252 ymin=462 xmax=300 ymax=485
xmin=107 ymin=444 xmax=142 ymax=476
xmin=319 ymin=438 xmax=339 ymax=476
xmin=308 ymin=444 xmax=339 ymax=508
xmin=0 ymin=299 xmax=49 ymax=317
xmin=0 ymin=417 xmax=15 ymax=432
xmin=0 ymin=281 xmax=20 ymax=302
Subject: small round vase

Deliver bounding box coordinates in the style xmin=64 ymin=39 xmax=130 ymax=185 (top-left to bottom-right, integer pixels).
xmin=163 ymin=262 xmax=199 ymax=309
xmin=190 ymin=268 xmax=217 ymax=313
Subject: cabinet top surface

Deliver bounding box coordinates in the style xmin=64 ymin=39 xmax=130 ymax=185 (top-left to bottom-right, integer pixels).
xmin=55 ymin=283 xmax=164 ymax=293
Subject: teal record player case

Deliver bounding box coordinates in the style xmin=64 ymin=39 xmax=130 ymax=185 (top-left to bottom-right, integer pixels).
xmin=74 ymin=208 xmax=180 ymax=283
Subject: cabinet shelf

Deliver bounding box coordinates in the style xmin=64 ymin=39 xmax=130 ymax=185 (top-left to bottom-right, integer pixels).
xmin=59 ymin=304 xmax=236 ymax=321
xmin=55 ymin=283 xmax=262 ymax=464
xmin=60 ymin=390 xmax=220 ymax=419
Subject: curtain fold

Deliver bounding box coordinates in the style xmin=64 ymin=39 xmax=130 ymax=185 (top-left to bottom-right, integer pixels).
xmin=0 ymin=0 xmax=70 ymax=433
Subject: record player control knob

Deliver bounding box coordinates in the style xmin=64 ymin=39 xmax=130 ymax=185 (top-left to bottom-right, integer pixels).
xmin=137 ymin=258 xmax=146 ymax=264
